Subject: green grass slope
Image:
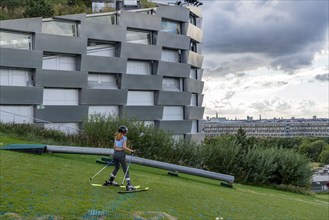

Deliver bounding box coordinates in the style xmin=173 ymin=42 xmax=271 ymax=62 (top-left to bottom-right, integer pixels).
xmin=1 ymin=149 xmax=328 ymax=220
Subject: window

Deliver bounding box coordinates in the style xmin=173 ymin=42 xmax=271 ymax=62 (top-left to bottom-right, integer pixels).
xmin=88 ymin=106 xmax=119 ymax=116
xmin=0 ymin=68 xmax=33 ymax=87
xmin=43 ymin=88 xmax=79 ymax=105
xmin=127 ymin=91 xmax=154 ymax=106
xmin=161 ymin=49 xmax=180 ymax=62
xmin=189 ymin=14 xmax=197 ymax=25
xmin=127 ymin=60 xmax=151 ymax=75
xmin=0 ymin=30 xmax=32 ymax=50
xmin=0 ymin=105 xmax=33 ymax=124
xmin=42 ymin=20 xmax=78 ymax=37
xmin=86 ymin=14 xmax=117 ymax=25
xmin=126 ymin=29 xmax=153 ymax=44
xmin=161 ymin=20 xmax=181 ymax=34
xmin=191 ymin=120 xmax=198 ymax=133
xmin=190 ymin=41 xmax=197 ymax=52
xmin=143 ymin=121 xmax=154 ymax=126
xmin=43 ymin=54 xmax=77 ymax=71
xmin=88 ymin=73 xmax=118 ymax=89
xmin=190 ymin=94 xmax=198 ymax=106
xmin=124 ymin=0 xmax=137 ymax=6
xmin=172 ymin=135 xmax=184 ymax=142
xmin=162 ymin=77 xmax=183 ymax=91
xmin=87 ymin=41 xmax=117 ymax=57
xmin=190 ymin=68 xmax=198 ymax=79
xmin=162 ymin=106 xmax=184 ymax=120
xmin=45 ymin=123 xmax=79 ymax=134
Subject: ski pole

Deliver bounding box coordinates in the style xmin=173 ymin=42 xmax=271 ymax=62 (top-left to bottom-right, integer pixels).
xmin=90 ymin=161 xmax=113 ymax=181
xmin=121 ymin=152 xmax=133 ymax=185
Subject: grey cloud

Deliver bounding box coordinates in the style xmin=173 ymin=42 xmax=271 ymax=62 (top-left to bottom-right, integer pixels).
xmin=315 ymin=73 xmax=329 ymax=81
xmin=202 ymin=0 xmax=328 ymax=72
xmin=222 ymin=91 xmax=235 ymax=100
xmin=261 ymin=81 xmax=288 ymax=87
xmin=275 ymin=101 xmax=292 ymax=113
xmin=249 ymin=101 xmax=273 ymax=113
xmin=298 ymin=100 xmax=316 ymax=115
xmin=204 ymin=54 xmax=267 ymax=77
xmin=249 ymin=97 xmax=288 ymax=113
xmin=269 ymin=52 xmax=314 ymax=73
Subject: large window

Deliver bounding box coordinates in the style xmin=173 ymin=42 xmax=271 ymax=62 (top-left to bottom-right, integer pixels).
xmin=86 ymin=14 xmax=117 ymax=25
xmin=88 ymin=73 xmax=118 ymax=89
xmin=43 ymin=88 xmax=79 ymax=105
xmin=191 ymin=120 xmax=198 ymax=133
xmin=189 ymin=14 xmax=197 ymax=25
xmin=161 ymin=49 xmax=181 ymax=62
xmin=0 ymin=31 xmax=32 ymax=50
xmin=190 ymin=40 xmax=197 ymax=52
xmin=190 ymin=94 xmax=198 ymax=106
xmin=127 ymin=91 xmax=154 ymax=106
xmin=190 ymin=68 xmax=198 ymax=79
xmin=42 ymin=20 xmax=78 ymax=37
xmin=0 ymin=105 xmax=33 ymax=124
xmin=43 ymin=54 xmax=77 ymax=71
xmin=162 ymin=106 xmax=184 ymax=120
xmin=126 ymin=60 xmax=151 ymax=75
xmin=161 ymin=20 xmax=181 ymax=34
xmin=126 ymin=29 xmax=153 ymax=44
xmin=162 ymin=77 xmax=183 ymax=91
xmin=88 ymin=106 xmax=119 ymax=116
xmin=44 ymin=123 xmax=79 ymax=134
xmin=124 ymin=0 xmax=137 ymax=6
xmin=87 ymin=41 xmax=118 ymax=57
xmin=0 ymin=68 xmax=33 ymax=87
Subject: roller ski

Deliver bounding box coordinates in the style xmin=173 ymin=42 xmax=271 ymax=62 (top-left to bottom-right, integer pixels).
xmin=118 ymin=183 xmax=149 ymax=194
xmin=103 ymin=180 xmax=120 ymax=186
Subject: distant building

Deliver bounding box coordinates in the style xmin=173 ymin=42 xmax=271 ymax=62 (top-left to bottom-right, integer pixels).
xmin=92 ymin=0 xmax=141 ymax=12
xmin=312 ymin=165 xmax=329 ymax=192
xmin=204 ymin=117 xmax=329 ymax=137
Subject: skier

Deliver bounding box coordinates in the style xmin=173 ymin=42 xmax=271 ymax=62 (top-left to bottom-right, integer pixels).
xmin=103 ymin=125 xmax=136 ymax=191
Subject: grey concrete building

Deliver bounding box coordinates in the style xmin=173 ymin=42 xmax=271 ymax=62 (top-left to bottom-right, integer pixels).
xmin=204 ymin=117 xmax=329 ymax=138
xmin=0 ymin=4 xmax=205 ymax=142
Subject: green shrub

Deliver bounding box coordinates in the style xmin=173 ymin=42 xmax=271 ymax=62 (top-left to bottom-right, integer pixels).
xmin=270 ymin=148 xmax=312 ymax=187
xmin=298 ymin=140 xmax=328 ymax=162
xmin=24 ymin=0 xmax=54 ymax=18
xmin=237 ymin=146 xmax=278 ymax=185
xmin=319 ymin=148 xmax=329 ymax=164
xmin=201 ymin=136 xmax=240 ymax=176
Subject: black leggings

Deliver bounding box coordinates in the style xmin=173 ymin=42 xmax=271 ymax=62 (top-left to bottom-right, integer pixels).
xmin=111 ymin=151 xmax=130 ymax=179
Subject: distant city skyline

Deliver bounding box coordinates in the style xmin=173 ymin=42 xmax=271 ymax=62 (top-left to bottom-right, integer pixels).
xmin=152 ymin=0 xmax=329 ymax=120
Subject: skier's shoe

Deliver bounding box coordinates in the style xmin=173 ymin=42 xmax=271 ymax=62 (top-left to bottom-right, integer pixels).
xmin=126 ymin=184 xmax=136 ymax=191
xmin=103 ymin=180 xmax=119 ymax=186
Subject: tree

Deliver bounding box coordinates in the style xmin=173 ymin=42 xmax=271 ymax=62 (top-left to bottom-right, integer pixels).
xmin=24 ymin=0 xmax=54 ymax=18
xmin=319 ymin=145 xmax=329 ymax=164
xmin=0 ymin=0 xmax=28 ymax=9
xmin=298 ymin=140 xmax=328 ymax=162
xmin=236 ymin=127 xmax=248 ymax=148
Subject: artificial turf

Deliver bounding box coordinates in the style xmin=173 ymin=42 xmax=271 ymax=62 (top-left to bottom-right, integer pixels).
xmin=0 ymin=148 xmax=328 ymax=220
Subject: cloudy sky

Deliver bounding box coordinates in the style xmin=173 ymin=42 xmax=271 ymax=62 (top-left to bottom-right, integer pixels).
xmin=155 ymin=0 xmax=329 ymax=120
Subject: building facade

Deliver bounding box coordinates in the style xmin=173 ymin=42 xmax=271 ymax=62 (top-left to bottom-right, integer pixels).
xmin=0 ymin=4 xmax=205 ymax=142
xmin=204 ymin=117 xmax=329 ymax=138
